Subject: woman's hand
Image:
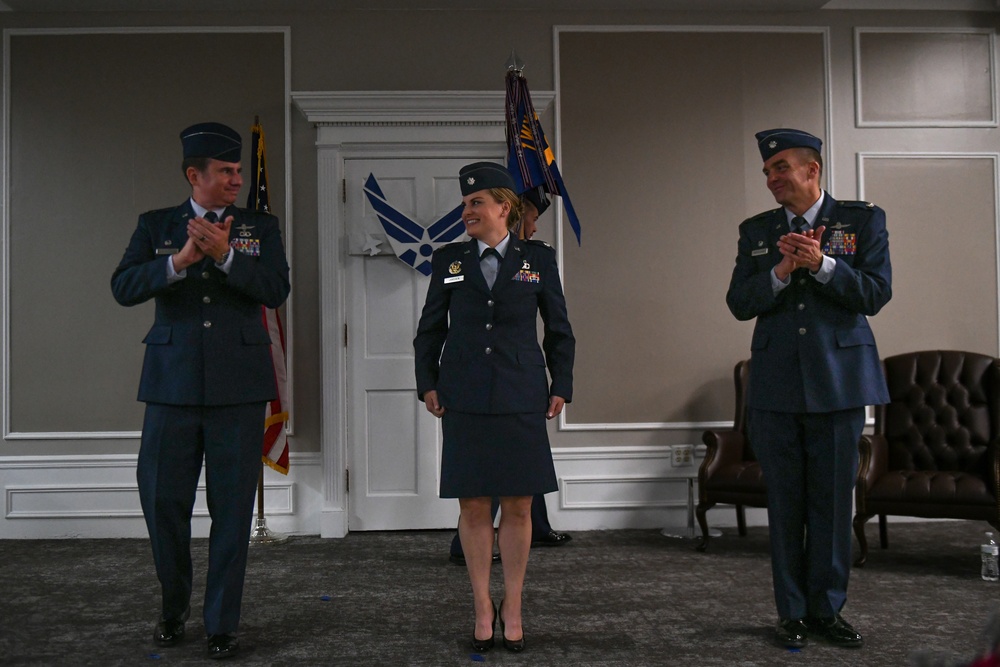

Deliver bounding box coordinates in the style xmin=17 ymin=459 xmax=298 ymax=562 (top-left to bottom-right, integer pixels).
xmin=423 ymin=390 xmax=445 ymax=418
xmin=546 ymin=396 xmax=566 ymax=420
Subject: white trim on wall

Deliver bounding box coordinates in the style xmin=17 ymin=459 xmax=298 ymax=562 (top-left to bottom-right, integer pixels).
xmin=853 ymin=27 xmax=998 ymax=129
xmin=0 ymin=451 xmax=322 ymax=538
xmin=857 ymin=151 xmax=1000 ymax=355
xmin=1 ymin=26 xmax=295 ymax=440
xmin=552 ymin=24 xmax=833 ymax=433
xmin=0 ymin=445 xmax=755 ymax=537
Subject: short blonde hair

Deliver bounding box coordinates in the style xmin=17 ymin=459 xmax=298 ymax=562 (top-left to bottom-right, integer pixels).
xmin=489 ymin=187 xmax=523 ymax=230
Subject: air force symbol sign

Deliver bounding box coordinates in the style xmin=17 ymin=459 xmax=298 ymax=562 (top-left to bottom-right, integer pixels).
xmin=362 ymin=173 xmax=465 ymax=276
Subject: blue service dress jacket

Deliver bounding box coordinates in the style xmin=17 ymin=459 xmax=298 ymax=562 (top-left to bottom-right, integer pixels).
xmin=414 ymin=237 xmax=575 ymax=414
xmin=111 ymin=200 xmax=290 ymax=406
xmin=726 ymin=193 xmax=891 ymax=413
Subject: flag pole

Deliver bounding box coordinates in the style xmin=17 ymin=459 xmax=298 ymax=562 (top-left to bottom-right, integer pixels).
xmin=250 ymin=465 xmax=288 ymax=545
xmin=248 ymin=114 xmax=290 ymax=546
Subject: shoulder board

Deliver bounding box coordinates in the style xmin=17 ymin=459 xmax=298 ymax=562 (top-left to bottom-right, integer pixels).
xmin=838 ymin=200 xmax=877 ymax=209
xmin=144 ymin=206 xmax=178 ymax=216
xmin=432 ymin=241 xmax=466 ymax=254
xmin=746 ymin=208 xmax=779 ymax=223
xmin=525 ymin=239 xmax=554 ymax=250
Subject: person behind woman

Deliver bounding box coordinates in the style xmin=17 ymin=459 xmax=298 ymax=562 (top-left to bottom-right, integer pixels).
xmin=414 ymin=162 xmax=575 ymax=652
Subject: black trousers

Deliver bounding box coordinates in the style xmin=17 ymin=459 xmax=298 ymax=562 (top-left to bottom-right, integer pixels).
xmin=137 ymin=402 xmax=265 ymax=636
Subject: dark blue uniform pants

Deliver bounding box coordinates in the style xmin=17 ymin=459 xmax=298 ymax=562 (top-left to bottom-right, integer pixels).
xmin=748 ymin=407 xmax=863 ymax=621
xmin=138 ymin=402 xmax=265 ymax=636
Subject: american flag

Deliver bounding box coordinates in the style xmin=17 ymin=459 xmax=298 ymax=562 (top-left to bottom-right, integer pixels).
xmin=248 ymin=118 xmax=290 ymax=474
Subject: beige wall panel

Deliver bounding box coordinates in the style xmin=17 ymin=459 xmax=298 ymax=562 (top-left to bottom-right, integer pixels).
xmin=8 ymin=31 xmax=285 ymax=435
xmin=558 ymin=30 xmax=825 ymax=426
xmin=857 ymin=30 xmax=995 ymax=125
xmin=864 ymin=156 xmax=998 ymax=357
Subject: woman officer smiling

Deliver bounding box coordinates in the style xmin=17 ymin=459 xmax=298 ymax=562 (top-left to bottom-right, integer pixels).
xmin=414 ymin=162 xmax=575 ymax=653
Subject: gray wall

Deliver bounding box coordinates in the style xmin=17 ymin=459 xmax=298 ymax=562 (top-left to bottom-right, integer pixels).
xmin=1 ymin=8 xmax=998 ymax=459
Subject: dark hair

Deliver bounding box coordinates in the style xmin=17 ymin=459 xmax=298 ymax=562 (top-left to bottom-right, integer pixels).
xmin=182 ymin=157 xmax=210 ymax=181
xmin=799 ymin=147 xmax=823 ymax=176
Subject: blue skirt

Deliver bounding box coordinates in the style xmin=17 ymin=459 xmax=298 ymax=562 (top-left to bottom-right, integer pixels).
xmin=440 ymin=411 xmax=557 ymax=498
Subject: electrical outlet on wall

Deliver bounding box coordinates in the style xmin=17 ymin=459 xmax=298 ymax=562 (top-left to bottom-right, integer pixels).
xmin=671 ymin=444 xmax=694 ymax=468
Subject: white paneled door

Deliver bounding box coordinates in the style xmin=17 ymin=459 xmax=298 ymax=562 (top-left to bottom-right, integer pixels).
xmin=344 ymin=157 xmax=479 ymax=530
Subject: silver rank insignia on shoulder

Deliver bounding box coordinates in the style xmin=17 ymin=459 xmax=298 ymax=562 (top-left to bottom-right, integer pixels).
xmin=448 ymin=261 xmax=462 ymax=275
xmin=521 ymin=260 xmax=530 ymax=270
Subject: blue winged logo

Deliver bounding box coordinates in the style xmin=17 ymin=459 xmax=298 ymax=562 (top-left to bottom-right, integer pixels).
xmin=362 ymin=173 xmax=465 ymax=276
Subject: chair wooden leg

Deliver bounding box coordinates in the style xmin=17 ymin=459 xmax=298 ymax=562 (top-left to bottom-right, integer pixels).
xmin=853 ymin=512 xmax=872 ymax=567
xmin=878 ymin=514 xmax=888 ymax=549
xmin=695 ymin=502 xmax=714 ymax=552
xmin=736 ymin=505 xmax=747 ymax=536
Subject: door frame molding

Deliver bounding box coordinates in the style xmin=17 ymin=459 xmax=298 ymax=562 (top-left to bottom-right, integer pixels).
xmin=291 ymin=90 xmax=554 ymax=537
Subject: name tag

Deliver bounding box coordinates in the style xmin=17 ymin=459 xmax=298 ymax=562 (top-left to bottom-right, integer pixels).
xmin=444 ymin=275 xmax=464 ymax=284
xmin=155 ymin=248 xmax=179 ymax=255
xmin=751 ymin=248 xmax=769 ymax=257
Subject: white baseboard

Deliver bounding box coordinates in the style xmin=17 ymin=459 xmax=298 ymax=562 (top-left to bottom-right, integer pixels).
xmin=0 ymin=452 xmax=324 ymax=539
xmin=0 ymin=444 xmax=775 ymax=539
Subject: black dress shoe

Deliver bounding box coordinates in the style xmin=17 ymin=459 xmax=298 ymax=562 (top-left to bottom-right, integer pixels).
xmin=806 ymin=614 xmax=863 ymax=648
xmin=449 ymin=553 xmax=501 ymax=566
xmin=471 ymin=602 xmax=496 ymax=652
xmin=153 ymin=607 xmax=190 ymax=646
xmin=774 ymin=618 xmax=808 ymax=649
xmin=498 ymin=599 xmax=525 ymax=652
xmin=207 ymin=634 xmax=240 ymax=659
xmin=531 ymin=530 xmax=572 ymax=547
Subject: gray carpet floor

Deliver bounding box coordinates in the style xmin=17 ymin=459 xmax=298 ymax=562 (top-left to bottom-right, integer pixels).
xmin=2 ymin=520 xmax=998 ymax=666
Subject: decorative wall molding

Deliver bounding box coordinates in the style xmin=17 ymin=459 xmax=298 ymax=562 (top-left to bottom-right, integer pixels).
xmin=2 ymin=25 xmax=297 ymax=438
xmin=552 ymin=24 xmax=833 ymax=431
xmin=854 ymin=27 xmax=998 ymax=128
xmin=0 ymin=452 xmax=322 ymax=539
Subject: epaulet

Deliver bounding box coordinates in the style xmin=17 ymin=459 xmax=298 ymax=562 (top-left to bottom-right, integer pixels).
xmin=144 ymin=206 xmax=177 ymax=216
xmin=432 ymin=241 xmax=465 ymax=254
xmin=746 ymin=208 xmax=779 ymax=223
xmin=838 ymin=200 xmax=877 ymax=210
xmin=525 ymin=239 xmax=554 ymax=250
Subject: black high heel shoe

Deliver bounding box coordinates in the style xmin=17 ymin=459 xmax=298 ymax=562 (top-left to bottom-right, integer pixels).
xmin=471 ymin=601 xmax=496 ymax=652
xmin=498 ymin=599 xmax=525 ymax=652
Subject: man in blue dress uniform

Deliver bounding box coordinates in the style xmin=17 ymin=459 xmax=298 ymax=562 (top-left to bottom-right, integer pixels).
xmin=111 ymin=122 xmax=290 ymax=659
xmin=726 ymin=128 xmax=891 ymax=650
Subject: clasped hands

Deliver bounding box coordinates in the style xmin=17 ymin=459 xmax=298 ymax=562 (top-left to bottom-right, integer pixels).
xmin=171 ymin=214 xmax=233 ymax=272
xmin=774 ymin=224 xmax=826 ymax=281
xmin=423 ymin=390 xmax=566 ymax=420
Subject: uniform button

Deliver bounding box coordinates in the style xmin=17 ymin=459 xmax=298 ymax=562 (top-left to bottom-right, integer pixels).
xmin=204 ymin=321 xmax=212 ymax=328
xmin=487 ymin=299 xmax=494 ymax=307
xmin=202 ymin=271 xmax=211 ymax=279
xmin=485 ymin=347 xmax=492 ymax=355
xmin=798 ymin=303 xmax=805 ymax=310
xmin=203 ymin=296 xmax=211 ymax=304
xmin=485 ymin=323 xmax=493 ymax=331
xmin=798 ymin=327 xmax=807 ymax=335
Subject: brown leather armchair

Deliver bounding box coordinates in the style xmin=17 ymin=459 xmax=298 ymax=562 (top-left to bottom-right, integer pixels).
xmin=853 ymin=350 xmax=1000 ymax=566
xmin=696 ymin=360 xmax=768 ymax=551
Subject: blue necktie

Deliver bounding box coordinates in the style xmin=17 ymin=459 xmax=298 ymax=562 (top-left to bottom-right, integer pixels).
xmin=481 ymin=248 xmax=501 ymax=289
xmin=791 ymin=215 xmax=807 ymax=234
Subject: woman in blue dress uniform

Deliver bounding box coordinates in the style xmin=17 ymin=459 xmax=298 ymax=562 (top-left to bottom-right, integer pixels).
xmin=414 ymin=162 xmax=575 ymax=652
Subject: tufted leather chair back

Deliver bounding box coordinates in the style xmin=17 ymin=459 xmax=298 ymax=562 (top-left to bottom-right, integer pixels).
xmin=879 ymin=350 xmax=1000 ymax=479
xmin=853 ymin=350 xmax=1000 ymax=566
